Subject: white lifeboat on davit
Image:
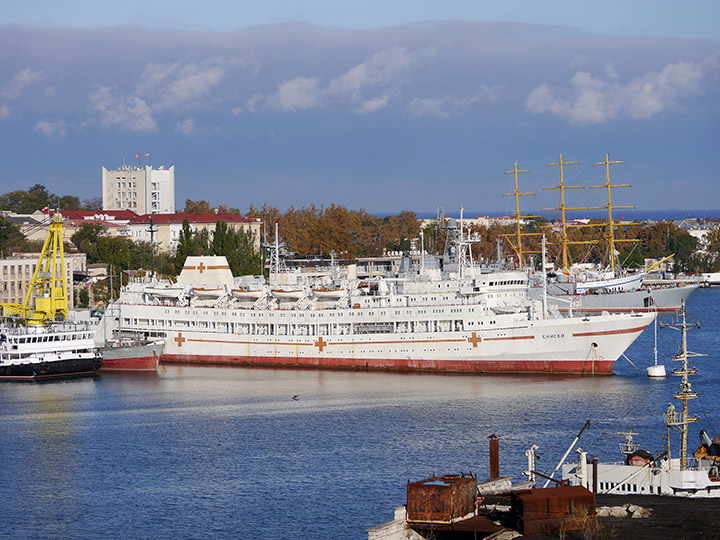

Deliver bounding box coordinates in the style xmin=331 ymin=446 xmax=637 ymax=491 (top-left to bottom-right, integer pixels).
xmin=231 ymin=287 xmax=265 ymax=300
xmin=312 ymin=288 xmax=346 ymax=299
xmin=271 ymin=289 xmax=304 ymax=300
xmin=192 ymin=287 xmax=224 ymax=298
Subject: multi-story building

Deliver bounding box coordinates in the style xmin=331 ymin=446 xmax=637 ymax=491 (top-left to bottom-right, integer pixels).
xmin=102 ymin=164 xmax=175 ymax=214
xmin=0 ymin=252 xmax=86 ymax=310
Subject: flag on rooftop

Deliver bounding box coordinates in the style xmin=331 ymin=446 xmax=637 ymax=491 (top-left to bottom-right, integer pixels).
xmin=144 ymin=153 xmax=150 ymax=158
xmin=134 ymin=154 xmax=140 ymax=158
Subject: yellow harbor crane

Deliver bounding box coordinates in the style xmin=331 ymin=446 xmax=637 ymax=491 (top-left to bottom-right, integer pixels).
xmin=1 ymin=213 xmax=69 ymax=323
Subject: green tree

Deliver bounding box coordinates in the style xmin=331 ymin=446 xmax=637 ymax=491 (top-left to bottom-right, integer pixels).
xmin=0 ymin=217 xmax=24 ymax=253
xmin=78 ymin=287 xmax=90 ymax=308
xmin=0 ymin=184 xmax=83 ymax=213
xmin=666 ymin=230 xmax=698 ymax=273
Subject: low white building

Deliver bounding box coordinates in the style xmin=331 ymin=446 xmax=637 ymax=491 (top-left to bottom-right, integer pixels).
xmin=0 ymin=252 xmax=86 ymax=309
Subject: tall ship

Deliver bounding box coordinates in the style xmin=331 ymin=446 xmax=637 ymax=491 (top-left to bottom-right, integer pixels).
xmin=503 ymin=154 xmax=698 ymax=313
xmin=0 ymin=214 xmax=102 ymax=380
xmin=107 ymin=220 xmax=654 ymax=375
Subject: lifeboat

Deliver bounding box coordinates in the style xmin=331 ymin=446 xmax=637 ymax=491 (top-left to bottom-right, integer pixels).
xmin=192 ymin=287 xmax=224 ymax=298
xmin=271 ymin=289 xmax=304 ymax=300
xmin=145 ymin=286 xmax=185 ymax=299
xmin=312 ymin=288 xmax=346 ymax=299
xmin=231 ymin=287 xmax=265 ymax=300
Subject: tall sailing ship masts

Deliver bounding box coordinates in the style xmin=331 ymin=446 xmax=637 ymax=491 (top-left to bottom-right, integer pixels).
xmin=662 ymin=301 xmax=704 ymax=471
xmin=591 ymin=154 xmax=635 ymax=274
xmin=541 ymin=153 xmax=636 ymax=273
xmin=503 ymin=162 xmax=539 ymax=270
xmin=542 ymin=154 xmax=582 ymax=270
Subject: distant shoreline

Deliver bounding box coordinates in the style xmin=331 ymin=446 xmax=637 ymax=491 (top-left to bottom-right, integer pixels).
xmin=408 ymin=209 xmax=720 ymax=221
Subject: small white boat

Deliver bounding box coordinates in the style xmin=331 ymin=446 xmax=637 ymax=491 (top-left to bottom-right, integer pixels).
xmin=192 ymin=287 xmax=224 ymax=298
xmin=145 ymin=286 xmax=185 ymax=299
xmin=271 ymin=289 xmax=304 ymax=300
xmin=646 ymin=364 xmax=667 ymax=377
xmin=231 ymin=287 xmax=265 ymax=300
xmin=647 ymin=317 xmax=666 ymax=378
xmin=312 ymin=288 xmax=346 ymax=299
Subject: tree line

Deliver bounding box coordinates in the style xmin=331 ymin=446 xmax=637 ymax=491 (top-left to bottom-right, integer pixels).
xmin=2 ymin=186 xmax=720 ymax=282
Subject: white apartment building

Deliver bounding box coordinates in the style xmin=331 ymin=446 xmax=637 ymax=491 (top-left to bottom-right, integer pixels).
xmin=0 ymin=253 xmax=86 ymax=310
xmin=102 ymin=165 xmax=175 ymax=214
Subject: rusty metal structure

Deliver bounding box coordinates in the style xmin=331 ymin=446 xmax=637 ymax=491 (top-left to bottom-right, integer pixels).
xmin=511 ymin=486 xmax=595 ymax=535
xmin=406 ymin=474 xmax=477 ymax=524
xmin=489 ymin=434 xmax=500 ymax=480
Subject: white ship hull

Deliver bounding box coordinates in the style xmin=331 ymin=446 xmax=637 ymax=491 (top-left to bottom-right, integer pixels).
xmin=116 ymin=302 xmax=653 ymax=375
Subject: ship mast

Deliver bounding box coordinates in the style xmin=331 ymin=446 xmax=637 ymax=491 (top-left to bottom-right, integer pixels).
xmin=662 ymin=301 xmax=704 ymax=470
xmin=590 ymin=154 xmax=635 ymax=274
xmin=542 ymin=154 xmax=582 ymax=270
xmin=502 ymin=162 xmax=539 ymax=269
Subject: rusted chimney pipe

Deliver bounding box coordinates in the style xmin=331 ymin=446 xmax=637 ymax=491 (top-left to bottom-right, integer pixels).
xmin=592 ymin=457 xmax=599 ymax=494
xmin=489 ymin=434 xmax=500 ymax=480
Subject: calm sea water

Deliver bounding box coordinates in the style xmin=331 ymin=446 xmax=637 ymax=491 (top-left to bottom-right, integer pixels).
xmin=2 ymin=288 xmax=719 ymax=540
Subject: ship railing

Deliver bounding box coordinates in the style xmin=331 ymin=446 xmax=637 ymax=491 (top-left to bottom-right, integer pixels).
xmin=1 ymin=321 xmax=97 ymax=336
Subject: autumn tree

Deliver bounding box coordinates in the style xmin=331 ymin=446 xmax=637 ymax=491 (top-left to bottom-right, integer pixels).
xmin=183 ymin=199 xmax=213 ymax=213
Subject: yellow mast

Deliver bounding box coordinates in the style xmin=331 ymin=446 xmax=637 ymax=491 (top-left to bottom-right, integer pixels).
xmin=542 ymin=154 xmax=582 ymax=270
xmin=502 ymin=162 xmax=539 ymax=269
xmin=591 ymin=154 xmax=635 ymax=274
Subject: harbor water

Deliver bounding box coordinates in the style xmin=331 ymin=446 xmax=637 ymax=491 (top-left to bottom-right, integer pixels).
xmin=2 ymin=288 xmax=718 ymax=539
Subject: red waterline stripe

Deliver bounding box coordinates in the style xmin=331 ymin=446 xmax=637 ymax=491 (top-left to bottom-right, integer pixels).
xmin=572 ymin=325 xmax=648 ymax=338
xmin=162 ymin=354 xmax=615 ymax=375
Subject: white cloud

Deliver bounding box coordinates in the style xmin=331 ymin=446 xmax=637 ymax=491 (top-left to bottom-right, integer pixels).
xmin=0 ymin=105 xmax=12 ymax=119
xmin=244 ymin=94 xmax=263 ymax=113
xmin=264 ymin=77 xmax=321 ymax=111
xmin=34 ymin=120 xmax=66 ymax=137
xmin=405 ymin=85 xmax=503 ymax=118
xmin=89 ymin=86 xmax=158 ymax=132
xmin=137 ymin=59 xmax=229 ymax=111
xmin=327 ymin=46 xmax=427 ymax=103
xmin=355 ymin=95 xmax=389 ymax=114
xmin=176 ymin=117 xmax=196 ymax=135
xmin=0 ymin=68 xmax=43 ymax=99
xmin=405 ymin=97 xmax=452 ymax=118
xmin=231 ymin=106 xmax=242 ymax=115
xmin=526 ymin=55 xmax=718 ymax=125
xmin=251 ymin=46 xmax=431 ymax=114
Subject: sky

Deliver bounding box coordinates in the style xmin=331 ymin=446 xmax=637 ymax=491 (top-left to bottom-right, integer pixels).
xmin=1 ymin=1 xmax=719 ymax=217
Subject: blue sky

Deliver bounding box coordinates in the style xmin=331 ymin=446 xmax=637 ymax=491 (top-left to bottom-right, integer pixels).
xmin=1 ymin=2 xmax=719 ymax=216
